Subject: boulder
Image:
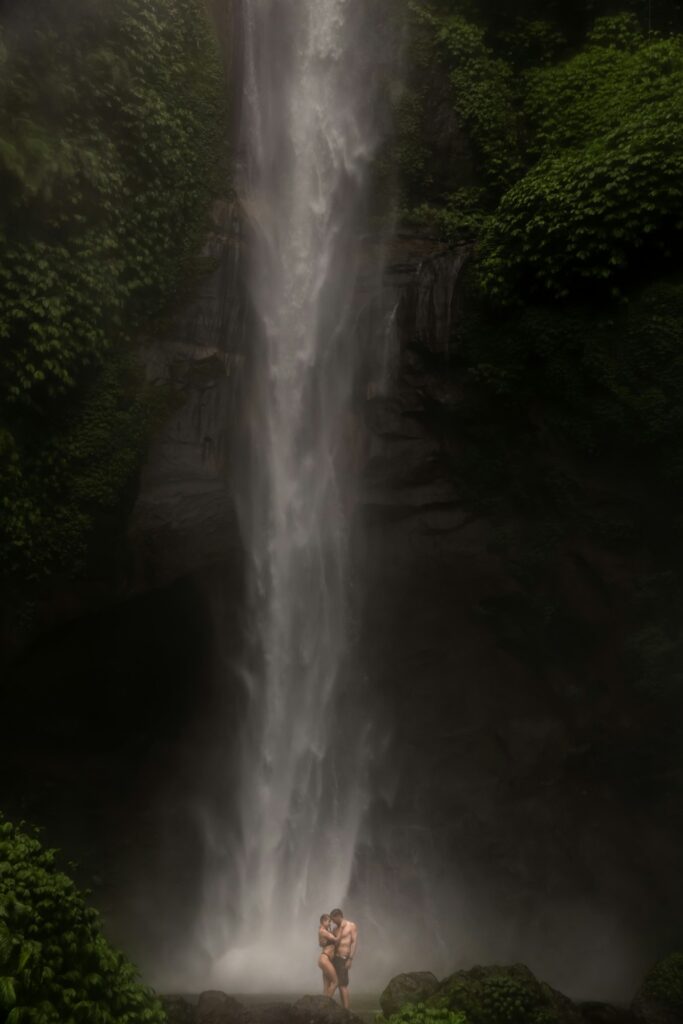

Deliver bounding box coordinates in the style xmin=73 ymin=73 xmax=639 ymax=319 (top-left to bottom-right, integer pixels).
xmin=294 ymin=995 xmax=364 ymax=1024
xmin=162 ymin=995 xmax=195 ymax=1024
xmin=249 ymin=1003 xmax=300 ymax=1024
xmin=197 ymin=991 xmax=249 ymax=1024
xmin=579 ymin=1003 xmax=640 ymax=1024
xmin=428 ymin=963 xmax=583 ymax=1024
xmin=630 ymin=1000 xmax=678 ymax=1024
xmin=380 ymin=972 xmax=441 ymax=1017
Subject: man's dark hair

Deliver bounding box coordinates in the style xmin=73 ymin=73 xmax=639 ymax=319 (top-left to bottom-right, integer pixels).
xmin=330 ymin=908 xmax=343 ymax=918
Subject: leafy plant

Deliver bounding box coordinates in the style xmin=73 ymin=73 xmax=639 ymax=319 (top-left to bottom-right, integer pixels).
xmin=641 ymin=951 xmax=683 ymax=1012
xmin=414 ymin=5 xmax=524 ymax=191
xmin=383 ymin=1002 xmax=468 ymax=1024
xmin=0 ymin=815 xmax=166 ymax=1023
xmin=404 ymin=188 xmax=490 ymax=242
xmin=428 ymin=966 xmax=563 ymax=1024
xmin=479 ymin=21 xmax=683 ymax=301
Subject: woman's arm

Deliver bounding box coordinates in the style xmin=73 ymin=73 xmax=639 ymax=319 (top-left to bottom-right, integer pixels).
xmin=319 ymin=928 xmax=339 ymax=945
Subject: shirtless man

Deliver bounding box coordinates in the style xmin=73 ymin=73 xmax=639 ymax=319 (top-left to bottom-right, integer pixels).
xmin=330 ymin=908 xmax=358 ymax=1010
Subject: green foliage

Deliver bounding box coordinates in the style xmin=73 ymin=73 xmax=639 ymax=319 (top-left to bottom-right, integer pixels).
xmin=415 ymin=6 xmax=523 ymax=191
xmin=0 ymin=0 xmax=225 ymax=583
xmin=384 ymin=1003 xmax=468 ymax=1024
xmin=461 ymin=273 xmax=683 ymax=474
xmin=525 ymin=22 xmax=682 ymax=154
xmin=496 ymin=18 xmax=566 ymax=69
xmin=479 ymin=23 xmax=683 ymax=300
xmin=385 ymin=2 xmax=522 ymax=226
xmin=0 ymin=352 xmax=167 ymax=580
xmin=433 ymin=14 xmax=522 ymax=189
xmin=427 ymin=967 xmax=561 ymax=1024
xmin=0 ymin=815 xmax=165 ymax=1024
xmin=641 ymin=952 xmax=683 ymax=1012
xmin=422 ymin=0 xmax=683 ymax=42
xmin=405 ymin=188 xmax=489 ymax=242
xmin=401 ymin=10 xmax=683 ymax=298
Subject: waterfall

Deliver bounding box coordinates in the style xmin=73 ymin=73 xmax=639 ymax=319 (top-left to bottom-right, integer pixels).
xmin=205 ymin=0 xmax=394 ymax=991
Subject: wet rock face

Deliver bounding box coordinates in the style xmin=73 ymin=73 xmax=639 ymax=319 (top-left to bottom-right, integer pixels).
xmin=354 ymin=237 xmax=680 ymax=997
xmin=128 ymin=198 xmax=247 ymax=592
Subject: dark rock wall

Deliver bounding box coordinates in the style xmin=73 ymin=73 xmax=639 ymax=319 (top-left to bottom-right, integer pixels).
xmin=129 ymin=197 xmax=246 ymax=592
xmin=352 ymin=238 xmax=682 ymax=1001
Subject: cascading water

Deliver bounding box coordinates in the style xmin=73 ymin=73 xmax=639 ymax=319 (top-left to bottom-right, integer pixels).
xmin=204 ymin=0 xmax=396 ymax=991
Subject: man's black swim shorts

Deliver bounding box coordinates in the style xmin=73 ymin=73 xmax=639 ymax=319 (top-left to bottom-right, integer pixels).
xmin=333 ymin=956 xmax=350 ymax=987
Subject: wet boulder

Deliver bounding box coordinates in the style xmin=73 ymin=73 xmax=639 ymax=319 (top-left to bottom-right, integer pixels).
xmin=380 ymin=973 xmax=441 ymax=1017
xmin=162 ymin=995 xmax=195 ymax=1024
xmin=294 ymin=995 xmax=365 ymax=1024
xmin=197 ymin=991 xmax=250 ymax=1024
xmin=249 ymin=1003 xmax=300 ymax=1024
xmin=579 ymin=1003 xmax=640 ymax=1024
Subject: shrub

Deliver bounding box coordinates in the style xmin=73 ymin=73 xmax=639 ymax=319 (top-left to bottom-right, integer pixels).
xmin=479 ymin=94 xmax=683 ymax=301
xmin=390 ymin=3 xmax=522 ymax=219
xmin=477 ymin=19 xmax=683 ymax=301
xmin=0 ymin=816 xmax=166 ymax=1024
xmin=405 ymin=188 xmax=489 ymax=242
xmin=427 ymin=965 xmax=564 ymax=1024
xmin=383 ymin=1003 xmax=468 ymax=1024
xmin=425 ymin=8 xmax=523 ymax=190
xmin=641 ymin=951 xmax=683 ymax=1013
xmin=524 ymin=22 xmax=683 ymax=155
xmin=460 ymin=273 xmax=683 ymax=473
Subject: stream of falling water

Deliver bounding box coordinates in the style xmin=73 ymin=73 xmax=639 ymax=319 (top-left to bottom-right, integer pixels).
xmin=207 ymin=0 xmax=392 ymax=991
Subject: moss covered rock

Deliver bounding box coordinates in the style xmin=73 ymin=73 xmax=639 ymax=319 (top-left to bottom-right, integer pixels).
xmin=427 ymin=964 xmax=582 ymax=1024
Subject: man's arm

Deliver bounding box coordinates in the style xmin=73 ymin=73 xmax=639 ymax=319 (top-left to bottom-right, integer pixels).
xmin=347 ymin=923 xmax=358 ymax=964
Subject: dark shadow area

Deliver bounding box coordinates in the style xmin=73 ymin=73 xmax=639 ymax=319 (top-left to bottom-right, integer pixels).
xmin=0 ymin=568 xmax=243 ymax=975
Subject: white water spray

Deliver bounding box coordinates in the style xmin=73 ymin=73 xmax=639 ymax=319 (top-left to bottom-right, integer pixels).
xmin=204 ymin=0 xmax=391 ymax=991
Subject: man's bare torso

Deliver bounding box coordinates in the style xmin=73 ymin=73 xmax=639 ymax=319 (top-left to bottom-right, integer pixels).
xmin=334 ymin=919 xmax=357 ymax=959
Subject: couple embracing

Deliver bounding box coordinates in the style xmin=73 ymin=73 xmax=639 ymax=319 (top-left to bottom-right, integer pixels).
xmin=317 ymin=908 xmax=358 ymax=1009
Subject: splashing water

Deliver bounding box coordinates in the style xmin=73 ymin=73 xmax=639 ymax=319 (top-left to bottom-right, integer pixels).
xmin=204 ymin=0 xmax=392 ymax=991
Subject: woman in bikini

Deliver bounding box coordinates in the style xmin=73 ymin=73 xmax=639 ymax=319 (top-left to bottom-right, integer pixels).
xmin=318 ymin=913 xmax=339 ymax=997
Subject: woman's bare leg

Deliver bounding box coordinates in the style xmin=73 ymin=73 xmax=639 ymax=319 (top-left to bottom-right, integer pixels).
xmin=319 ymin=955 xmax=338 ymax=998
